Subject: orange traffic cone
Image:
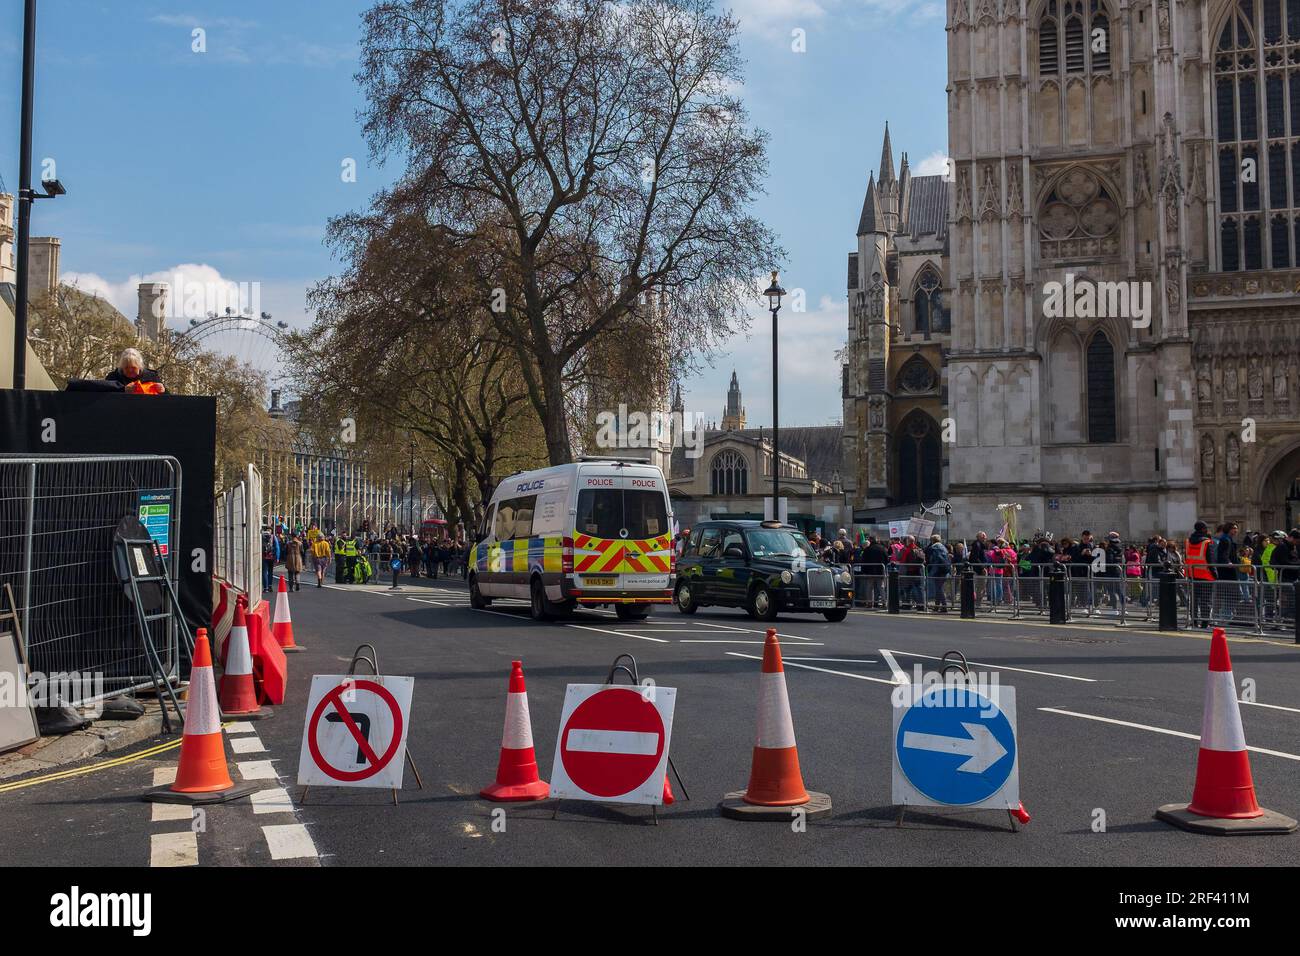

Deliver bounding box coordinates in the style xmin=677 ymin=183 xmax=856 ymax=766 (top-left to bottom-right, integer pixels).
xmin=272 ymin=575 xmax=302 ymax=652
xmin=218 ymin=603 xmax=271 ymax=720
xmin=1155 ymin=628 xmax=1296 ymax=834
xmin=662 ymin=774 xmax=675 ymax=806
xmin=720 ymin=628 xmax=831 ymax=820
xmin=480 ymin=661 xmax=549 ymax=801
xmin=143 ymin=630 xmax=257 ymax=805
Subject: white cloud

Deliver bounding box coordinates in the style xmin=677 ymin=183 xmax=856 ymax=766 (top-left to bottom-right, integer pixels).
xmin=914 ymin=149 xmax=951 ymax=177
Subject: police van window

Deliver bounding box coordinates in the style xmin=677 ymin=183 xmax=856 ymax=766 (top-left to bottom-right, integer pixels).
xmin=697 ymin=527 xmax=722 ymax=558
xmin=576 ymin=489 xmax=669 ymax=539
xmin=493 ymin=501 xmax=515 ymax=542
xmin=479 ymin=505 xmax=495 ymax=542
xmin=510 ymin=495 xmax=537 ymax=539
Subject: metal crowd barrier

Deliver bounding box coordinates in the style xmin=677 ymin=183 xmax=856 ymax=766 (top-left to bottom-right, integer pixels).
xmin=213 ymin=463 xmax=263 ymax=595
xmin=850 ymin=561 xmax=1296 ymax=639
xmin=0 ymin=454 xmax=182 ymax=705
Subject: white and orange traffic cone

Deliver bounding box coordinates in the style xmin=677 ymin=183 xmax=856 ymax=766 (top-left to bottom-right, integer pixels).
xmin=1155 ymin=628 xmax=1296 ymax=834
xmin=218 ymin=603 xmax=271 ymax=720
xmin=272 ymin=575 xmax=302 ymax=652
xmin=143 ymin=629 xmax=257 ymax=805
xmin=480 ymin=660 xmax=549 ymax=801
xmin=720 ymin=628 xmax=832 ymax=820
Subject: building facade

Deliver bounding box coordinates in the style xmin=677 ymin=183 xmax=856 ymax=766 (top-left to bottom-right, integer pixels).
xmin=844 ymin=0 xmax=1300 ymax=539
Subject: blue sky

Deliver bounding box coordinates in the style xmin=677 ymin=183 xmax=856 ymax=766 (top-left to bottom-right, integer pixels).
xmin=0 ymin=0 xmax=947 ymax=425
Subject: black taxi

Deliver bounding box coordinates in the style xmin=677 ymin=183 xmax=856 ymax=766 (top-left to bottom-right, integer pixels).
xmin=674 ymin=520 xmax=853 ymax=622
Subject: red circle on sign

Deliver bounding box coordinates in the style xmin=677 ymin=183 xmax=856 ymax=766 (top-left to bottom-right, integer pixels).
xmin=307 ymin=679 xmax=403 ymax=782
xmin=561 ymin=688 xmax=664 ymax=797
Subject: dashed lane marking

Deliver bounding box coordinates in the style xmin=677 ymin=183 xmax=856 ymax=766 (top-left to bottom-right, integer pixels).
xmin=882 ymin=648 xmax=1097 ymax=683
xmin=725 ymin=652 xmax=898 ymax=685
xmin=150 ymin=801 xmax=193 ymax=823
xmin=236 ymin=760 xmax=279 ymax=780
xmin=786 ymin=657 xmax=879 ymax=664
xmin=1038 ymin=708 xmax=1300 ymax=761
xmin=251 ymin=787 xmax=296 ymax=815
xmin=152 ymin=766 xmax=177 ymax=787
xmin=565 ymin=623 xmax=670 ymax=644
xmin=150 ymin=831 xmax=198 ymax=867
xmin=263 ymin=823 xmax=319 ymax=860
xmin=679 ymin=639 xmax=826 ymax=645
xmin=1239 ymin=699 xmax=1300 ymax=715
xmin=230 ymin=736 xmax=267 ymax=754
xmin=224 ymin=722 xmax=256 ymax=735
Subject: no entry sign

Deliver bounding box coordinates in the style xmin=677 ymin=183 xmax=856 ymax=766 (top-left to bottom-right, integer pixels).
xmin=296 ymin=674 xmax=415 ymax=789
xmin=549 ymin=684 xmax=677 ymax=805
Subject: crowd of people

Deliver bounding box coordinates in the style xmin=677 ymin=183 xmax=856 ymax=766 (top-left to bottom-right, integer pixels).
xmin=260 ymin=521 xmax=473 ymax=590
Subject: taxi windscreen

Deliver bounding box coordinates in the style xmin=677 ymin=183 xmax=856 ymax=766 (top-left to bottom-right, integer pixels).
xmin=745 ymin=528 xmax=816 ymax=560
xmin=576 ymin=489 xmax=668 ymax=540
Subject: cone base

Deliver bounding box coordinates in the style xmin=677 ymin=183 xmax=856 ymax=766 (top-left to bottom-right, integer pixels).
xmin=219 ymin=705 xmax=273 ymax=721
xmin=480 ymin=779 xmax=550 ymax=802
xmin=280 ymin=645 xmax=304 ymax=653
xmin=1155 ymin=803 xmax=1297 ymax=836
xmin=143 ymin=782 xmax=259 ymax=805
xmin=719 ymin=789 xmax=832 ymax=821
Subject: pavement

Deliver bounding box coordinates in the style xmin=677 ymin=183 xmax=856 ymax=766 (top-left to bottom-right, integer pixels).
xmin=2 ymin=573 xmax=1298 ymax=867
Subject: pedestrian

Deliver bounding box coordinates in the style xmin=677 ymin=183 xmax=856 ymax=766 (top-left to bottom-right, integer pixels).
xmin=1185 ymin=520 xmax=1215 ymax=626
xmin=261 ymin=526 xmax=280 ymax=593
xmin=924 ymin=533 xmax=950 ymax=612
xmin=860 ymin=535 xmax=889 ymax=608
xmin=311 ymin=532 xmax=332 ymax=588
xmin=407 ymin=537 xmax=423 ymax=580
xmin=285 ymin=532 xmax=304 ymax=592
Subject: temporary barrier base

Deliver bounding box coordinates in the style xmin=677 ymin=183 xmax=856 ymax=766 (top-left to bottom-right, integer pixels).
xmin=1155 ymin=803 xmax=1297 ymax=835
xmin=480 ymin=781 xmax=550 ymax=802
xmin=281 ymin=646 xmax=304 ymax=654
xmin=142 ymin=782 xmax=259 ymax=805
xmin=718 ymin=790 xmax=832 ymax=821
xmin=219 ymin=706 xmax=274 ymax=721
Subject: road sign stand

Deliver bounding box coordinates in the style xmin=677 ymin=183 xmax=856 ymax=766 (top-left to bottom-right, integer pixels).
xmin=299 ymin=644 xmax=422 ymax=806
xmin=550 ymin=654 xmax=683 ymax=825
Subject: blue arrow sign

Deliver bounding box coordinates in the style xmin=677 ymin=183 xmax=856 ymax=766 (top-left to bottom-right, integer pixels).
xmin=895 ymin=686 xmax=1016 ymax=806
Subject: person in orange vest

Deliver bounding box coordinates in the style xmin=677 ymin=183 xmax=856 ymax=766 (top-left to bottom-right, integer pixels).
xmin=1185 ymin=520 xmax=1215 ymax=627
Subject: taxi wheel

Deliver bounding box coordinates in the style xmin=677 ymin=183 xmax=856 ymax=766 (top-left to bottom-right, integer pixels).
xmin=822 ymin=608 xmax=849 ymax=623
xmin=749 ymin=585 xmax=778 ymax=622
xmin=530 ymin=577 xmax=553 ymax=622
xmin=615 ymin=603 xmax=651 ymax=621
xmin=675 ymin=583 xmax=698 ymax=615
xmin=469 ymin=576 xmax=490 ymax=609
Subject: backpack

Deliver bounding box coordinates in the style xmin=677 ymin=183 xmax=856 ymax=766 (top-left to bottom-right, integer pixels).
xmin=262 ymin=533 xmax=275 ymax=562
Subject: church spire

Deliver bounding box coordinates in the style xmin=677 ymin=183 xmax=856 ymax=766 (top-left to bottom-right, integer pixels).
xmin=879 ymin=122 xmax=895 ymax=185
xmin=856 ymin=172 xmax=880 ymax=235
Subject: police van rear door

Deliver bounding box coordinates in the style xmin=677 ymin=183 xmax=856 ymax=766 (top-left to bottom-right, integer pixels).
xmin=572 ymin=467 xmax=672 ymax=594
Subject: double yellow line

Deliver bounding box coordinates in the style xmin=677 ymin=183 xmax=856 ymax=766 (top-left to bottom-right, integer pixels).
xmin=0 ymin=736 xmax=183 ymax=796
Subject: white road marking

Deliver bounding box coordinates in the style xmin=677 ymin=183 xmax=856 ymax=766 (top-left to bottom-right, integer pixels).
xmin=150 ymin=801 xmax=193 ymax=823
xmin=223 ymin=721 xmax=256 ymax=735
xmin=786 ymin=657 xmax=879 ymax=664
xmin=236 ymin=759 xmax=279 ymax=780
xmin=230 ymin=735 xmax=267 ymax=754
xmin=879 ymin=649 xmax=908 ymax=685
xmin=250 ymin=787 xmax=296 ymax=815
xmin=565 ymin=623 xmax=669 ymax=644
xmin=883 ymin=649 xmax=1097 ymax=683
xmin=679 ymin=639 xmax=825 ymax=645
xmin=726 ymin=652 xmax=898 ymax=685
xmin=262 ymin=823 xmax=319 ymax=860
xmin=1039 ymin=707 xmax=1300 ymax=761
xmin=150 ymin=831 xmax=198 ymax=867
xmin=1240 ymin=699 xmax=1300 ymax=715
xmin=151 ymin=766 xmax=177 ymax=787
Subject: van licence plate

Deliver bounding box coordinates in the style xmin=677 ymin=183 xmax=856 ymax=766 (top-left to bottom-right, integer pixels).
xmin=583 ymin=575 xmax=617 ymax=587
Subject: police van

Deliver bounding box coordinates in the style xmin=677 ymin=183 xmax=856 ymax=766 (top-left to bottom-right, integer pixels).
xmin=468 ymin=458 xmax=675 ymax=621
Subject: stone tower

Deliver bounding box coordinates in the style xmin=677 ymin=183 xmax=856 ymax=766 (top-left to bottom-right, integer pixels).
xmin=0 ymin=194 xmax=15 ymax=286
xmin=721 ymin=370 xmax=746 ymax=431
xmin=27 ymin=236 xmax=59 ymax=297
xmin=942 ymin=0 xmax=1197 ymax=538
xmin=136 ymin=283 xmax=168 ymax=342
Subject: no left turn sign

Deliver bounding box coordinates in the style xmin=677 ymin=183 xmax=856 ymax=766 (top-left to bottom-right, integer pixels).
xmin=297 ymin=675 xmax=415 ymax=789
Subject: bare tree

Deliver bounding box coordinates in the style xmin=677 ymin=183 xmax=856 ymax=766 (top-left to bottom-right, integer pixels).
xmin=356 ymin=0 xmax=782 ymax=464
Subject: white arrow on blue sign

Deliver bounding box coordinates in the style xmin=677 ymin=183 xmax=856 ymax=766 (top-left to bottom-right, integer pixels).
xmin=892 ymin=684 xmax=1019 ymax=810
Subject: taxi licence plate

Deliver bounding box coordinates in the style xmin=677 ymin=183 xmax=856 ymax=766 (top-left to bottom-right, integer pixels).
xmin=810 ymin=600 xmax=834 ymax=609
xmin=584 ymin=575 xmax=617 ymax=587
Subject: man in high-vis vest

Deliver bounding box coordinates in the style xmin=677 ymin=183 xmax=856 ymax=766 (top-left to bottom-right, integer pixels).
xmin=1185 ymin=520 xmax=1215 ymax=627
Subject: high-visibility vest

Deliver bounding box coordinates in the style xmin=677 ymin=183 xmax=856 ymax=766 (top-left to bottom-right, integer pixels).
xmin=1185 ymin=538 xmax=1214 ymax=580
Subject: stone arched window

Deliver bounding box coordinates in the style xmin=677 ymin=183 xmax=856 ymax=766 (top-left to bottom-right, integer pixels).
xmin=912 ymin=265 xmax=949 ymax=334
xmin=1085 ymin=330 xmax=1118 ymax=442
xmin=1038 ymin=0 xmax=1111 ymax=76
xmin=897 ymin=354 xmax=938 ymax=394
xmin=1038 ymin=166 xmax=1121 ymax=259
xmin=710 ymin=449 xmax=748 ymax=496
xmin=896 ymin=411 xmax=942 ymax=505
xmin=1214 ymin=0 xmax=1300 ymax=271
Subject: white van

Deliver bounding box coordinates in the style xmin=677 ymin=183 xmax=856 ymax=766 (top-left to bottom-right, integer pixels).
xmin=468 ymin=458 xmax=675 ymax=621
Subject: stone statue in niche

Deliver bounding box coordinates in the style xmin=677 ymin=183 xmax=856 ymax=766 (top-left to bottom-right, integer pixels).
xmin=1273 ymin=361 xmax=1288 ymax=401
xmin=1201 ymin=436 xmax=1215 ymax=478
xmin=1226 ymin=437 xmax=1240 ymax=479
xmin=1248 ymin=359 xmax=1264 ymax=401
xmin=1224 ymin=364 xmax=1239 ymax=400
xmin=1197 ymin=363 xmax=1212 ymax=403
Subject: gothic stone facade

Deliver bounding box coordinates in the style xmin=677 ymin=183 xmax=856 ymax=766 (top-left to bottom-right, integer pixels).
xmin=844 ymin=0 xmax=1300 ymax=538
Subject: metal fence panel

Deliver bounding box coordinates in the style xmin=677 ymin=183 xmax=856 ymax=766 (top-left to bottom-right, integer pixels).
xmin=0 ymin=455 xmax=181 ymax=704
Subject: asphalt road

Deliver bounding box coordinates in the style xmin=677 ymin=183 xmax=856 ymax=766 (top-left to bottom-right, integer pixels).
xmin=3 ymin=574 xmax=1298 ymax=867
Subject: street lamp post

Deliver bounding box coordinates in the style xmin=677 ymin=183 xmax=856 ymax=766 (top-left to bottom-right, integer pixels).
xmin=408 ymin=440 xmax=416 ymax=534
xmin=763 ymin=270 xmax=786 ymax=517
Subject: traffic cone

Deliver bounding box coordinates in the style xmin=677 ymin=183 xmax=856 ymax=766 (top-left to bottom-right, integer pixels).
xmin=1155 ymin=628 xmax=1296 ymax=834
xmin=218 ymin=603 xmax=271 ymax=720
xmin=480 ymin=661 xmax=549 ymax=801
xmin=720 ymin=628 xmax=832 ymax=820
xmin=272 ymin=575 xmax=302 ymax=652
xmin=143 ymin=630 xmax=257 ymax=805
xmin=662 ymin=774 xmax=675 ymax=806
